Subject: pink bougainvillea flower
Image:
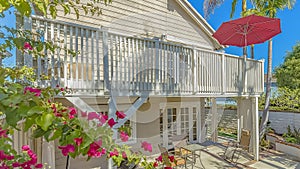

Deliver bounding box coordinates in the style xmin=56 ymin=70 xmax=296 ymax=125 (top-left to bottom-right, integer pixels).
xmin=116 ymin=111 xmax=126 ymax=119
xmin=120 ymin=131 xmax=129 ymax=142
xmin=156 ymin=155 xmax=162 ymax=162
xmin=35 ymin=163 xmax=43 ymax=168
xmin=24 ymin=42 xmax=33 ymax=50
xmin=74 ymin=137 xmax=83 ymax=146
xmin=87 ymin=142 xmax=100 ymax=157
xmin=98 ymin=113 xmax=108 ymax=125
xmin=22 ymin=145 xmax=30 ymax=151
xmin=81 ymin=111 xmax=87 ymax=117
xmin=141 ymin=141 xmax=152 ymax=152
xmin=12 ymin=162 xmax=21 ymax=167
xmin=87 ymin=141 xmax=105 ymax=158
xmin=153 ymin=161 xmax=158 ymax=167
xmin=101 ymin=148 xmax=106 ymax=155
xmin=69 ymin=107 xmax=77 ymax=115
xmin=58 ymin=144 xmax=75 ymax=156
xmin=109 ymin=149 xmax=119 ymax=157
xmin=168 ymin=155 xmax=174 ymax=162
xmin=122 ymin=151 xmax=127 ymax=159
xmin=0 ymin=128 xmax=8 ymax=138
xmin=87 ymin=112 xmax=99 ymax=121
xmin=24 ymin=87 xmax=41 ymax=96
xmin=68 ymin=107 xmax=77 ymax=119
xmin=107 ymin=118 xmax=117 ymax=128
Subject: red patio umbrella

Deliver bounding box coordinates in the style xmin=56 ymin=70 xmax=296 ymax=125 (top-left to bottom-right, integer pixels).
xmin=212 ymin=14 xmax=281 ymax=47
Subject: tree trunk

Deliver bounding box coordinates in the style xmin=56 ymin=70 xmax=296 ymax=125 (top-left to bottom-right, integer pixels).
xmin=259 ymin=39 xmax=272 ymax=140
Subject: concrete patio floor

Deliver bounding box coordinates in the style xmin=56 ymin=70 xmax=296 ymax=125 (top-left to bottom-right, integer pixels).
xmin=186 ymin=141 xmax=300 ymax=169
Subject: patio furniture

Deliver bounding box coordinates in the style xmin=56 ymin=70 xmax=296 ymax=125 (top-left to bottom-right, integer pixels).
xmin=180 ymin=144 xmax=206 ymax=169
xmin=173 ymin=138 xmax=192 ymax=157
xmin=171 ymin=134 xmax=192 ymax=157
xmin=158 ymin=144 xmax=187 ymax=168
xmin=223 ymin=129 xmax=251 ymax=163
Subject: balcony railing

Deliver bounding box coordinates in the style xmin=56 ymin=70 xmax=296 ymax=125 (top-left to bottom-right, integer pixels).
xmin=18 ymin=15 xmax=264 ymax=96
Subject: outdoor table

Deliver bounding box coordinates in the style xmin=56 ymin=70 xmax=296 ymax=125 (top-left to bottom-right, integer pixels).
xmin=181 ymin=144 xmax=206 ymax=169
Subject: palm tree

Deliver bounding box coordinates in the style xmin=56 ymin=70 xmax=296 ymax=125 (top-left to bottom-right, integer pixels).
xmin=249 ymin=0 xmax=296 ymax=139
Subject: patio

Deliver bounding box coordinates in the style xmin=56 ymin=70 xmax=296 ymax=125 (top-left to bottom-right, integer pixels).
xmin=140 ymin=139 xmax=300 ymax=169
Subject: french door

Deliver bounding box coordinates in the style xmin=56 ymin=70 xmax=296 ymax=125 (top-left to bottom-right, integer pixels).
xmin=160 ymin=103 xmax=200 ymax=148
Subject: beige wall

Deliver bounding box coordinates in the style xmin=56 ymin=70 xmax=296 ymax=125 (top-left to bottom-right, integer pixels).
xmin=54 ymin=0 xmax=216 ymax=49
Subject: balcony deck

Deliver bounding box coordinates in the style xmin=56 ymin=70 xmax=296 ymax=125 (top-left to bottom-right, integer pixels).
xmin=19 ymin=15 xmax=264 ymax=97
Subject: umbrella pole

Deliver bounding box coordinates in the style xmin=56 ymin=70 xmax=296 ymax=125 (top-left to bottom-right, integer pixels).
xmin=243 ymin=46 xmax=247 ymax=57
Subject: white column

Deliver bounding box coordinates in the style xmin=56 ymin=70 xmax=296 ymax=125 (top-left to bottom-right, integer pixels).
xmin=200 ymin=98 xmax=206 ymax=142
xmin=211 ymin=98 xmax=218 ymax=142
xmin=252 ymin=97 xmax=259 ymax=161
xmin=236 ymin=98 xmax=241 ymax=142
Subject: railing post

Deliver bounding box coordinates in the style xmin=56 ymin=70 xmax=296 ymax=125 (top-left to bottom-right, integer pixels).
xmin=102 ymin=28 xmax=110 ymax=92
xmin=221 ymin=51 xmax=226 ymax=94
xmin=193 ymin=48 xmax=197 ymax=94
xmin=154 ymin=38 xmax=160 ymax=93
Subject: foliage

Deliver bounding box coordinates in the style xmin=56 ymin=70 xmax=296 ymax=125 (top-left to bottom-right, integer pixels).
xmin=218 ymin=127 xmax=237 ymax=139
xmin=258 ymin=87 xmax=300 ymax=112
xmin=275 ymin=43 xmax=300 ymax=89
xmin=0 ymin=0 xmax=159 ymax=169
xmin=249 ymin=0 xmax=295 ymax=18
xmin=0 ymin=0 xmax=112 ymax=19
xmin=283 ymin=125 xmax=300 ymax=144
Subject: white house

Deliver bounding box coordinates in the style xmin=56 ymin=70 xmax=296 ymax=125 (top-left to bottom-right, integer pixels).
xmin=14 ymin=0 xmax=264 ymax=168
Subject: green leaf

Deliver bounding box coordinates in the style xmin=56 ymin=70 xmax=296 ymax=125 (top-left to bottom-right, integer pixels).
xmin=27 ymin=106 xmax=44 ymax=116
xmin=12 ymin=37 xmax=25 ymax=49
xmin=5 ymin=110 xmax=21 ymax=128
xmin=35 ymin=113 xmax=55 ymax=131
xmin=24 ymin=117 xmax=35 ymax=131
xmin=81 ymin=135 xmax=93 ymax=149
xmin=49 ymin=128 xmax=62 ymax=141
xmin=13 ymin=0 xmax=31 ymax=17
xmin=36 ymin=41 xmax=44 ymax=52
xmin=0 ymin=0 xmax=10 ymax=13
xmin=32 ymin=128 xmax=48 ymax=138
xmin=49 ymin=5 xmax=57 ymax=19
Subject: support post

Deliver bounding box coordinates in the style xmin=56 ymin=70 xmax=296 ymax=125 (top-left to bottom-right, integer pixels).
xmin=211 ymin=98 xmax=218 ymax=142
xmin=200 ymin=98 xmax=206 ymax=142
xmin=252 ymin=97 xmax=259 ymax=161
xmin=237 ymin=98 xmax=241 ymax=142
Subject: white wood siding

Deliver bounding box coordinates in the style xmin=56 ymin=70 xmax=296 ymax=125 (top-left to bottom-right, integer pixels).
xmin=54 ymin=0 xmax=216 ymax=49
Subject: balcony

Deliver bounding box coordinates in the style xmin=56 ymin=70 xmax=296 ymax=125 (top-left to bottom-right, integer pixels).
xmin=19 ymin=15 xmax=264 ymax=97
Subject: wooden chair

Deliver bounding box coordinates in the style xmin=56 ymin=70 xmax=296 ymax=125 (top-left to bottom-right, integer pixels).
xmin=223 ymin=129 xmax=251 ymax=163
xmin=158 ymin=144 xmax=187 ymax=168
xmin=173 ymin=138 xmax=191 ymax=157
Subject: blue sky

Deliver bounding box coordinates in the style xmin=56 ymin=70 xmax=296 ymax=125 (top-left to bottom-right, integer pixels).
xmin=188 ymin=0 xmax=300 ymax=72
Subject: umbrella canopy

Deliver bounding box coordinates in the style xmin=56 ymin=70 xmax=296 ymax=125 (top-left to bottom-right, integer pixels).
xmin=212 ymin=14 xmax=281 ymax=47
